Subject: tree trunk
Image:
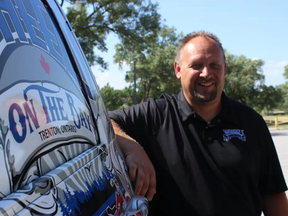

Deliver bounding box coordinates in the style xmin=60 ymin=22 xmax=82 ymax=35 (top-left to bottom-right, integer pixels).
xmin=142 ymin=80 xmax=152 ymax=102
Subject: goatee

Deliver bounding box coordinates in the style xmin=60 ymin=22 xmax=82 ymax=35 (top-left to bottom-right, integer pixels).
xmin=193 ymin=89 xmax=217 ymax=102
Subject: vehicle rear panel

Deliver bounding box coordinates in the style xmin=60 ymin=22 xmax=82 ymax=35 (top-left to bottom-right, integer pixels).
xmin=0 ymin=0 xmax=134 ymax=215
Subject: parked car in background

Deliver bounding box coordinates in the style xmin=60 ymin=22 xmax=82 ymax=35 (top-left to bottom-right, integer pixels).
xmin=0 ymin=0 xmax=148 ymax=215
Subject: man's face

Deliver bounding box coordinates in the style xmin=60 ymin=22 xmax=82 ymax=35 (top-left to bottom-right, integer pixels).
xmin=175 ymin=36 xmax=226 ymax=106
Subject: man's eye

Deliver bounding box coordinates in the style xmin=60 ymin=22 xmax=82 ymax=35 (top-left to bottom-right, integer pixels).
xmin=191 ymin=64 xmax=202 ymax=69
xmin=211 ymin=63 xmax=220 ymax=69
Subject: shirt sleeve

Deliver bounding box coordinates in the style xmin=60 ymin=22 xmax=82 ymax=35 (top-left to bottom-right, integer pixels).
xmin=108 ymin=98 xmax=165 ymax=146
xmin=258 ymin=115 xmax=287 ymax=195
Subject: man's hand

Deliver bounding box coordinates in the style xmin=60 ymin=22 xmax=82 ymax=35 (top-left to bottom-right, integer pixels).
xmin=122 ymin=138 xmax=156 ymax=201
xmin=111 ymin=120 xmax=156 ymax=201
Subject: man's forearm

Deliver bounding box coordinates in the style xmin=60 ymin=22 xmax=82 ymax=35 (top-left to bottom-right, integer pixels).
xmin=110 ymin=119 xmax=157 ymax=201
xmin=110 ymin=119 xmax=141 ymax=156
xmin=263 ymin=192 xmax=288 ymax=216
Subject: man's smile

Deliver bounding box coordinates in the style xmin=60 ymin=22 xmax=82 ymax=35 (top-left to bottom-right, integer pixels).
xmin=198 ymin=82 xmax=214 ymax=87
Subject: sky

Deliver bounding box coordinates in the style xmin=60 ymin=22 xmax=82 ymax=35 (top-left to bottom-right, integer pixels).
xmin=69 ymin=0 xmax=288 ymax=90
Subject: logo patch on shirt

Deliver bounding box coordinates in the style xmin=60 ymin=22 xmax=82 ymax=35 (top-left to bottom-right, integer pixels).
xmin=223 ymin=129 xmax=246 ymax=141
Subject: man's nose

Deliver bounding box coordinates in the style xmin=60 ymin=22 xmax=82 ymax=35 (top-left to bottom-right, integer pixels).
xmin=199 ymin=66 xmax=212 ymax=78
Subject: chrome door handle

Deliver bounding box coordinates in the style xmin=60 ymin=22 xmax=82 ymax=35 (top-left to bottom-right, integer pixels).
xmin=123 ymin=195 xmax=149 ymax=216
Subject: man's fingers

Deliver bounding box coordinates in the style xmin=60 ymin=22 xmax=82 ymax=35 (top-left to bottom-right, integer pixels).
xmin=129 ymin=163 xmax=137 ymax=181
xmin=140 ymin=174 xmax=150 ymax=197
xmin=123 ymin=145 xmax=156 ymax=200
xmin=146 ymin=173 xmax=156 ymax=201
xmin=134 ymin=168 xmax=145 ymax=195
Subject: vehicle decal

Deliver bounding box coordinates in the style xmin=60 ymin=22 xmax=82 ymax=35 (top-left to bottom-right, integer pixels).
xmin=0 ymin=1 xmax=82 ymax=101
xmin=0 ymin=0 xmax=75 ymax=81
xmin=40 ymin=54 xmax=51 ymax=80
xmin=0 ymin=1 xmax=135 ymax=215
xmin=96 ymin=192 xmax=117 ymax=216
xmin=0 ymin=81 xmax=98 ymax=198
xmin=0 ymin=140 xmax=132 ymax=216
xmin=58 ymin=169 xmax=115 ymax=216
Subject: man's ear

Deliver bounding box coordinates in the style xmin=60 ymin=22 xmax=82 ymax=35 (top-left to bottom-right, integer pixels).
xmin=224 ymin=62 xmax=227 ymax=76
xmin=174 ymin=61 xmax=181 ymax=79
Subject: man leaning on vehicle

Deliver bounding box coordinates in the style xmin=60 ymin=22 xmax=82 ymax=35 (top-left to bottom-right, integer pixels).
xmin=109 ymin=31 xmax=288 ymax=215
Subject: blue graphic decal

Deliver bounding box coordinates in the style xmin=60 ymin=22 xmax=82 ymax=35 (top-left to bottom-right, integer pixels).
xmin=7 ymin=83 xmax=94 ymax=143
xmin=0 ymin=0 xmax=76 ymax=80
xmin=58 ymin=167 xmax=116 ymax=216
xmin=15 ymin=0 xmax=46 ymax=49
xmin=0 ymin=0 xmax=27 ymax=42
xmin=93 ymin=192 xmax=116 ymax=216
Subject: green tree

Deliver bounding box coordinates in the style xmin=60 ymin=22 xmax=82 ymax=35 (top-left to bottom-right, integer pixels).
xmin=114 ymin=26 xmax=182 ymax=102
xmin=257 ymin=85 xmax=283 ymax=114
xmin=100 ymin=83 xmax=143 ymax=110
xmin=284 ymin=65 xmax=288 ymax=79
xmin=276 ymin=65 xmax=288 ymax=112
xmin=116 ymin=84 xmax=141 ymax=107
xmin=278 ymin=84 xmax=288 ymax=112
xmin=100 ymin=84 xmax=124 ymax=110
xmin=65 ymin=0 xmax=161 ymax=69
xmin=224 ymin=51 xmax=265 ymax=109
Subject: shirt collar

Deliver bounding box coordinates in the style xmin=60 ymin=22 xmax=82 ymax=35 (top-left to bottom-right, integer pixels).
xmin=218 ymin=92 xmax=236 ymax=124
xmin=177 ymin=90 xmax=196 ymax=122
xmin=177 ymin=90 xmax=236 ymax=124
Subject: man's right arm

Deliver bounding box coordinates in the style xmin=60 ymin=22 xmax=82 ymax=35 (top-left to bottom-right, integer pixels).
xmin=111 ymin=119 xmax=156 ymax=201
xmin=262 ymin=192 xmax=288 ymax=216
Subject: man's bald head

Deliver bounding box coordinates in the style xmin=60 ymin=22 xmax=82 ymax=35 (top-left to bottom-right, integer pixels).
xmin=175 ymin=31 xmax=225 ymax=66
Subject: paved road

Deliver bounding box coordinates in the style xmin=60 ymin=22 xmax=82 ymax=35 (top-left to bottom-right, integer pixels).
xmin=270 ymin=129 xmax=288 ymax=196
xmin=260 ymin=130 xmax=288 ymax=216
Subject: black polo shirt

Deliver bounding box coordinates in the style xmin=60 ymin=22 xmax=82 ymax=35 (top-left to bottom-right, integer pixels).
xmin=109 ymin=91 xmax=287 ymax=216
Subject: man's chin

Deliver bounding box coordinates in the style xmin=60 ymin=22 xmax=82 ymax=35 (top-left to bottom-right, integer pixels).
xmin=193 ymin=91 xmax=217 ymax=103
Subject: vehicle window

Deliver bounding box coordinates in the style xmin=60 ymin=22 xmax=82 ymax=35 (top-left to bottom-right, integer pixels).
xmin=81 ymin=68 xmax=115 ymax=145
xmin=66 ymin=27 xmax=115 ymax=145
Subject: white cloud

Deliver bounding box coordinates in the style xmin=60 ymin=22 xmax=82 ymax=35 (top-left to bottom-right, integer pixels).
xmin=93 ymin=71 xmax=110 ymax=88
xmin=276 ymin=61 xmax=288 ymax=68
xmin=112 ymin=73 xmax=130 ymax=90
xmin=92 ymin=69 xmax=130 ymax=90
xmin=262 ymin=60 xmax=288 ymax=86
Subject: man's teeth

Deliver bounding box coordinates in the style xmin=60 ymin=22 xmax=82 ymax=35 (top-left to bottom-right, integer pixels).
xmin=199 ymin=83 xmax=213 ymax=86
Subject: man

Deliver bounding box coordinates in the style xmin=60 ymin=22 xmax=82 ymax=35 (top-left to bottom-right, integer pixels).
xmin=109 ymin=31 xmax=288 ymax=215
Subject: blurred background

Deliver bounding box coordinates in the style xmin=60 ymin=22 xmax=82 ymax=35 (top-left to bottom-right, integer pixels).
xmin=60 ymin=0 xmax=288 ymax=129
